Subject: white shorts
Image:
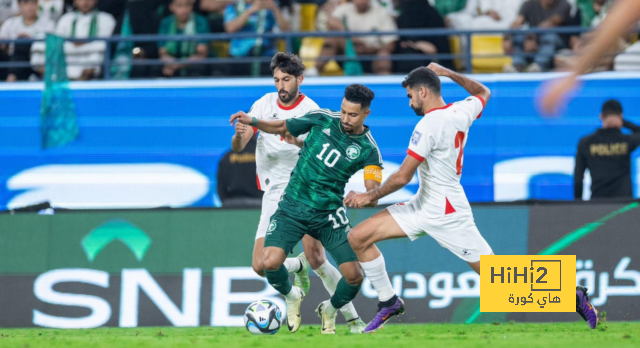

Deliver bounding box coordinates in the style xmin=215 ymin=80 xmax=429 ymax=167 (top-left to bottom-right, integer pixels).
xmin=255 ymin=189 xmax=283 ymax=239
xmin=387 ymin=200 xmax=492 ymax=263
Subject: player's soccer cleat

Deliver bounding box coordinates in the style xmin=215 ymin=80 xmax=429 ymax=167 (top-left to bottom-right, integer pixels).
xmin=576 ymin=286 xmax=598 ymax=329
xmin=364 ymin=297 xmax=405 ymax=333
xmin=347 ymin=317 xmax=366 ymax=334
xmin=316 ymin=300 xmax=337 ymax=334
xmin=294 ymin=253 xmax=311 ymax=296
xmin=285 ymin=287 xmax=304 ymax=333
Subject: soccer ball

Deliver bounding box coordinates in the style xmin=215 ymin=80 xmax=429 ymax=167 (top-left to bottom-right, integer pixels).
xmin=244 ymin=300 xmax=282 ymax=335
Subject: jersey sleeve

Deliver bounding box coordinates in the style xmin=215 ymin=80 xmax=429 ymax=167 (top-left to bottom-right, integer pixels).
xmin=246 ymin=97 xmax=266 ymax=134
xmin=455 ymin=95 xmax=486 ymax=127
xmin=407 ymin=118 xmax=440 ymax=162
xmin=364 ymin=144 xmax=383 ymax=168
xmin=286 ymin=111 xmax=324 ymax=137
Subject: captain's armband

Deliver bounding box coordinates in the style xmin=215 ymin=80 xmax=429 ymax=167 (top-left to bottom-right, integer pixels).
xmin=364 ymin=165 xmax=383 ymax=183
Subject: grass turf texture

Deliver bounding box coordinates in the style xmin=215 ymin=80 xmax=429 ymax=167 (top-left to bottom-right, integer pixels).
xmin=0 ymin=322 xmax=638 ymax=347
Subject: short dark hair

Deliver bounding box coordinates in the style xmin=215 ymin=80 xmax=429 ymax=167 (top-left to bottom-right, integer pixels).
xmin=344 ymin=84 xmax=375 ymax=109
xmin=602 ymin=99 xmax=623 ymax=118
xmin=401 ymin=67 xmax=441 ymax=95
xmin=270 ymin=52 xmax=305 ymax=77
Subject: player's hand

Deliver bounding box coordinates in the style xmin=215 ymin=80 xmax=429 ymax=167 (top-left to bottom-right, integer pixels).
xmin=426 ymin=62 xmax=450 ymax=77
xmin=538 ymin=74 xmax=579 ymax=116
xmin=283 ymin=133 xmax=302 ymax=147
xmin=235 ymin=121 xmax=249 ymax=135
xmin=344 ymin=191 xmax=373 ymax=209
xmin=230 ymin=111 xmax=253 ymax=126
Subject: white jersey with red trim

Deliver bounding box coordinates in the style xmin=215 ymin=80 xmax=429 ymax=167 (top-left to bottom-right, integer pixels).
xmin=406 ymin=95 xmax=485 ymax=218
xmin=248 ymin=93 xmax=319 ymax=192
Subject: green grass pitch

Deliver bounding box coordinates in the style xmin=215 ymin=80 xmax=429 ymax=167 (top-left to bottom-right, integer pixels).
xmin=0 ymin=322 xmax=639 ymax=347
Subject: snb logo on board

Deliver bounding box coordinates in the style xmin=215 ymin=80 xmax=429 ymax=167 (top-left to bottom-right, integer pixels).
xmin=480 ymin=255 xmax=576 ymax=312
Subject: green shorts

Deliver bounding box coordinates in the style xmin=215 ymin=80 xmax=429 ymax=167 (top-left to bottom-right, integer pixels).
xmin=263 ymin=194 xmax=358 ymax=265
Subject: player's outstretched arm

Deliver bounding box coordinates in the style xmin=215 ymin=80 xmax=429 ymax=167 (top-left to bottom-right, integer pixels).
xmin=344 ymin=156 xmax=420 ymax=208
xmin=540 ymin=0 xmax=640 ymax=114
xmin=231 ymin=121 xmax=255 ymax=152
xmin=230 ymin=111 xmax=288 ymax=137
xmin=427 ymin=63 xmax=491 ymax=103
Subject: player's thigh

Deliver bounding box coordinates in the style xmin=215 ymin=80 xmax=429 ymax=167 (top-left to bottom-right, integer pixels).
xmin=348 ymin=208 xmax=408 ymax=249
xmin=467 ymin=251 xmax=494 ymax=275
xmin=301 ymin=234 xmax=327 ymax=270
xmin=263 ymin=198 xmax=307 ymax=261
xmin=426 ymin=214 xmax=493 ymax=264
xmin=255 ymin=190 xmax=282 ymax=240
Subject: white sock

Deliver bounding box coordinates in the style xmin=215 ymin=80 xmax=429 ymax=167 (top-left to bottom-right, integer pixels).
xmin=360 ymin=254 xmax=396 ymax=302
xmin=283 ymin=257 xmax=302 ymax=273
xmin=313 ymin=261 xmax=359 ymax=321
xmin=284 ymin=285 xmax=302 ymax=302
xmin=323 ymin=300 xmax=338 ymax=317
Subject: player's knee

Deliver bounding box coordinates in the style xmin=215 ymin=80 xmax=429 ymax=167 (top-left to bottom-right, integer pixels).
xmin=252 ymin=260 xmax=265 ymax=277
xmin=306 ymin=251 xmax=326 ymax=270
xmin=345 ymin=269 xmax=364 ymax=286
xmin=262 ymin=255 xmax=281 ymax=271
xmin=347 ymin=229 xmax=367 ymax=251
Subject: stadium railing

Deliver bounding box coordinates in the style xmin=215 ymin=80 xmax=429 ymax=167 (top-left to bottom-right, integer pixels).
xmin=0 ymin=26 xmax=620 ymax=79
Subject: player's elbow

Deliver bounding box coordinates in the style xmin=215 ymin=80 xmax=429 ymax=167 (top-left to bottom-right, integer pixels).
xmin=480 ymin=87 xmax=491 ymax=104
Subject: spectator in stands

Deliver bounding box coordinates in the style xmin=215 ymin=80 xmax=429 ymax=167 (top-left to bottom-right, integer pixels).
xmin=38 ymin=0 xmax=68 ymax=29
xmin=199 ymin=0 xmax=234 ymax=33
xmin=158 ymin=0 xmax=210 ymax=78
xmin=503 ymin=0 xmax=572 ymax=72
xmin=308 ymin=0 xmax=397 ymax=76
xmin=429 ymin=0 xmax=467 ymax=17
xmin=574 ymin=100 xmax=640 ymax=200
xmin=224 ymin=0 xmax=291 ymax=77
xmin=446 ymin=0 xmax=524 ymax=30
xmin=52 ymin=0 xmax=116 ymax=80
xmin=217 ymin=135 xmax=264 ymax=207
xmin=0 ymin=0 xmax=19 ymax=28
xmin=394 ymin=0 xmax=453 ymax=73
xmin=0 ymin=0 xmax=53 ymax=81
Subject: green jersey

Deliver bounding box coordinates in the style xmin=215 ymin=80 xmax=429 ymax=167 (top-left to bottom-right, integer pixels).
xmin=285 ymin=109 xmax=383 ymax=210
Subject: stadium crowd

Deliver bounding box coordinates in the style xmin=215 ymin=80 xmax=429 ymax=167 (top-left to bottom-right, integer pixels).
xmin=0 ymin=0 xmax=632 ymax=81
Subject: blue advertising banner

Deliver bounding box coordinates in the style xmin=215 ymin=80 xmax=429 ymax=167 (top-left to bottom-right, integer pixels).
xmin=1 ymin=73 xmax=639 ymax=209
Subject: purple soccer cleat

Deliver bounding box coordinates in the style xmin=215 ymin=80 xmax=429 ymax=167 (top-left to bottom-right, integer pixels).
xmin=576 ymin=286 xmax=598 ymax=329
xmin=364 ymin=297 xmax=405 ymax=333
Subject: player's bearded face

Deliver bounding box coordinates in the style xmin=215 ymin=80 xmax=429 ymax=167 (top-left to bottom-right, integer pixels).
xmin=407 ymin=87 xmax=424 ymax=116
xmin=274 ymin=70 xmax=300 ymax=104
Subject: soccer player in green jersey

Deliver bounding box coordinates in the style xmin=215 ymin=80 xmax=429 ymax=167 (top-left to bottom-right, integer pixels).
xmin=230 ymin=84 xmax=384 ymax=334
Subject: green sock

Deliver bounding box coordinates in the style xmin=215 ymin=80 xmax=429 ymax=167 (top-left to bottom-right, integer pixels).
xmin=264 ymin=265 xmax=292 ymax=296
xmin=330 ymin=277 xmax=361 ymax=310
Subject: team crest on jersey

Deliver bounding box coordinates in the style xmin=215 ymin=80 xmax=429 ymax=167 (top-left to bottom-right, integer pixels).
xmin=346 ymin=145 xmax=361 ymax=160
xmin=411 ymin=131 xmax=422 ymax=145
xmin=268 ymin=220 xmax=277 ymax=232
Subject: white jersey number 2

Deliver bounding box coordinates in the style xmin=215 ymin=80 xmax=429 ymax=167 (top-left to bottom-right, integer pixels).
xmin=316 ymin=143 xmax=341 ymax=167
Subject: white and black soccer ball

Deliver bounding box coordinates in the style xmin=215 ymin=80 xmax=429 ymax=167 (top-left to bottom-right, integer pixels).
xmin=244 ymin=299 xmax=282 ymax=335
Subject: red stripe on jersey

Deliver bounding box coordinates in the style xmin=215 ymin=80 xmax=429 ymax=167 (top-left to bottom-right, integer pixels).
xmin=445 ymin=197 xmax=457 ymax=215
xmin=251 ymin=127 xmax=258 ymax=134
xmin=407 ymin=149 xmax=425 ymax=162
xmin=278 ymin=94 xmax=306 ymax=110
xmin=473 ymin=95 xmax=486 ymax=119
xmin=425 ymin=103 xmax=453 ymax=115
xmin=256 ymin=174 xmax=261 ymax=190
